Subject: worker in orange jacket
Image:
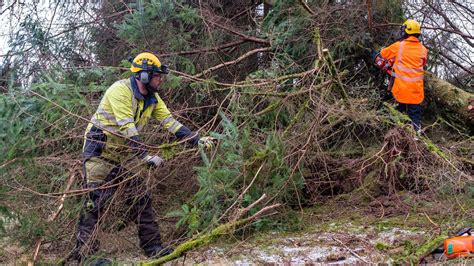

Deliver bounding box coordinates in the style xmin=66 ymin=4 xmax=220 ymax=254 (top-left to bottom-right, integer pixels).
xmin=373 ymin=19 xmax=428 ymax=131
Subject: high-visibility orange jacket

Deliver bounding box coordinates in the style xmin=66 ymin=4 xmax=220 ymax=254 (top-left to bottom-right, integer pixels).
xmin=380 ymin=36 xmax=428 ymax=104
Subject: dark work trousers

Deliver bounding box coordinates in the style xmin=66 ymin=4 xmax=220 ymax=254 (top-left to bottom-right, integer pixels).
xmin=396 ymin=102 xmax=422 ymax=131
xmin=73 ymin=162 xmax=162 ymax=259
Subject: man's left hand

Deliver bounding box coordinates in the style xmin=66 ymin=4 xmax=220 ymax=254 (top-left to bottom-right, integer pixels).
xmin=144 ymin=155 xmax=165 ymax=168
xmin=198 ymin=136 xmax=216 ymax=150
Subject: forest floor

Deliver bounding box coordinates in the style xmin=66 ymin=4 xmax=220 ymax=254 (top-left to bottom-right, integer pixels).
xmin=161 ymin=194 xmax=473 ymax=265
xmin=62 ymin=192 xmax=472 ymax=265
xmin=2 ymin=185 xmax=473 ymax=265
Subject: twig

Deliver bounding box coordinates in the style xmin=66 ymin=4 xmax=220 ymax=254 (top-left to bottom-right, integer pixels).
xmin=219 ymin=164 xmax=264 ymax=222
xmin=373 ymin=23 xmax=474 ymax=40
xmin=298 ymin=0 xmax=316 ymax=16
xmin=233 ymin=194 xmax=268 ymax=222
xmin=246 ymin=203 xmax=280 ymax=221
xmin=159 ymin=39 xmax=247 ymax=57
xmin=1 ymin=10 xmax=129 ymax=58
xmin=423 ymin=212 xmax=439 ymax=228
xmin=239 ymin=165 xmax=264 ymax=201
xmin=332 ymin=237 xmax=370 ymax=264
xmin=29 ymin=166 xmax=78 ymax=264
xmin=425 ymin=46 xmax=473 ymax=74
xmin=0 ymin=0 xmax=17 ymax=15
xmin=423 ymin=0 xmax=473 ymax=47
xmin=206 ymin=19 xmax=270 ymax=45
xmin=0 ymin=158 xmax=18 ymax=169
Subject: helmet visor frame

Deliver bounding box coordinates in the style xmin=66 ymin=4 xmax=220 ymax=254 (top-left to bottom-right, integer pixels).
xmin=132 ymin=61 xmax=169 ymax=75
xmin=154 ymin=64 xmax=169 ymax=74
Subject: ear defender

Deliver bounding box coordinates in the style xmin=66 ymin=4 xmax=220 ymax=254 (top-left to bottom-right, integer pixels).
xmin=139 ymin=71 xmax=150 ymax=84
xmin=399 ymin=25 xmax=408 ymax=40
xmin=130 ymin=55 xmax=165 ymax=84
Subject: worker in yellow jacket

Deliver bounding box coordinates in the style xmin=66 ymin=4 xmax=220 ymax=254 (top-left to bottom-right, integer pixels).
xmin=68 ymin=52 xmax=215 ymax=262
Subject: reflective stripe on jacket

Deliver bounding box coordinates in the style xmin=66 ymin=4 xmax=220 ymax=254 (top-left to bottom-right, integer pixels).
xmin=83 ymin=77 xmax=186 ymax=163
xmin=380 ymin=36 xmax=428 ymax=104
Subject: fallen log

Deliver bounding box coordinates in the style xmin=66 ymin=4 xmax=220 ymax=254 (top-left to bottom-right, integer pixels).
xmin=425 ymin=72 xmax=474 ymax=124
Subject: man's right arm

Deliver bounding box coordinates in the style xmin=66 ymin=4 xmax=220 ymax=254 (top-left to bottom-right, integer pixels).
xmin=152 ymin=94 xmax=199 ymax=145
xmin=380 ymin=41 xmax=400 ymax=60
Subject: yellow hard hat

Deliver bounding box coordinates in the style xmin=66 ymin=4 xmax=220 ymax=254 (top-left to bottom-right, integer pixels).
xmin=402 ymin=19 xmax=421 ymax=35
xmin=129 ymin=52 xmax=168 ymax=74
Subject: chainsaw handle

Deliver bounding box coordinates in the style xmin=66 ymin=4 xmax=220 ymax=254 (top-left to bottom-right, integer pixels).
xmin=456 ymin=227 xmax=472 ymax=236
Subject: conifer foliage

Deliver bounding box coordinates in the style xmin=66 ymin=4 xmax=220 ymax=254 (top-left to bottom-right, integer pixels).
xmin=0 ymin=0 xmax=472 ymax=263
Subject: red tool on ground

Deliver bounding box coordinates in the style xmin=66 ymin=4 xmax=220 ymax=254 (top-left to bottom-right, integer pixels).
xmin=444 ymin=227 xmax=474 ymax=259
xmin=421 ymin=227 xmax=473 ymax=264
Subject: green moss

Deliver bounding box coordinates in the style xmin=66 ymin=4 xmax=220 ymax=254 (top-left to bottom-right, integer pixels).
xmin=393 ymin=233 xmax=448 ymax=264
xmin=376 ymin=242 xmax=393 ymax=251
xmin=140 ymin=217 xmax=256 ymax=265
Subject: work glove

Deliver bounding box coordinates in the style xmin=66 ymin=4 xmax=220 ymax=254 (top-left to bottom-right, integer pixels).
xmin=144 ymin=155 xmax=164 ymax=168
xmin=198 ymin=136 xmax=216 ymax=150
xmin=370 ymin=49 xmax=380 ymax=63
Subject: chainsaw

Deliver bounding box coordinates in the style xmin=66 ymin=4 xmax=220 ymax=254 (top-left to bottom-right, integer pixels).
xmin=444 ymin=227 xmax=473 ymax=259
xmin=421 ymin=227 xmax=474 ymax=263
xmin=373 ymin=53 xmax=394 ymax=76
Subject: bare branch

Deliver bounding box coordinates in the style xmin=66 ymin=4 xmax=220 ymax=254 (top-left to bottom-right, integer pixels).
xmin=423 ymin=0 xmax=474 ymax=47
xmin=207 ymin=19 xmax=270 ymax=45
xmin=193 ymin=47 xmax=272 ymax=78
xmin=298 ymin=0 xmax=316 ymax=16
xmin=0 ymin=0 xmax=17 ymax=15
xmin=30 ymin=166 xmax=78 ymax=263
xmin=427 ymin=45 xmax=473 ymax=74
xmin=159 ymin=39 xmax=247 ymax=57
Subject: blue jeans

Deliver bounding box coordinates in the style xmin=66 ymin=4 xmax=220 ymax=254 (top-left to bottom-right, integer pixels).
xmin=396 ymin=103 xmax=422 ymax=131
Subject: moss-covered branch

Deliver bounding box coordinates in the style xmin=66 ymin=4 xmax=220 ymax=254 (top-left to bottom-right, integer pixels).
xmin=139 ymin=203 xmax=281 ymax=265
xmin=322 ymin=49 xmax=351 ymax=108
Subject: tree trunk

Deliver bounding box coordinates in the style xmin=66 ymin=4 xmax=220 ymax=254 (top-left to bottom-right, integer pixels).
xmin=425 ymin=72 xmax=474 ymax=124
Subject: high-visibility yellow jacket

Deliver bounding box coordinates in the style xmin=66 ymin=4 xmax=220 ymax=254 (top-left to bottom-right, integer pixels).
xmin=381 ymin=36 xmax=428 ymax=104
xmin=83 ymin=77 xmax=194 ymax=163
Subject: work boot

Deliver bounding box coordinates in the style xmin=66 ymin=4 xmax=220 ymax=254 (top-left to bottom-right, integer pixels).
xmin=64 ymin=248 xmax=83 ymax=264
xmin=145 ymin=244 xmax=174 ymax=258
xmin=65 ymin=235 xmax=100 ymax=264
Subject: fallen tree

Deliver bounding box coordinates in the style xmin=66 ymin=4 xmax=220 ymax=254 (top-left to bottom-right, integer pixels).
xmin=425 ymin=72 xmax=474 ymax=125
xmin=1 ymin=1 xmax=473 ymax=265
